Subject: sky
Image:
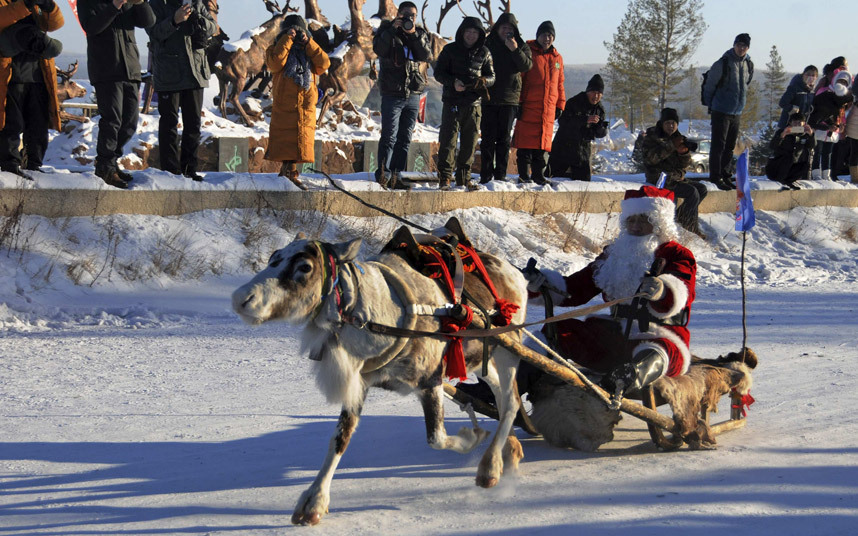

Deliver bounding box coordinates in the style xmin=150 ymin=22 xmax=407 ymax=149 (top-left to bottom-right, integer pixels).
xmin=54 ymin=0 xmax=852 ymax=76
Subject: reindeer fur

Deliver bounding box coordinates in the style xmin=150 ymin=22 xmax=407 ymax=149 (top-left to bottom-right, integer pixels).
xmin=232 ymin=229 xmax=527 ymax=525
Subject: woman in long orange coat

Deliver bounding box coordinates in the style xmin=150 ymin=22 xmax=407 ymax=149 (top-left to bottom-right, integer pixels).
xmin=511 ymin=20 xmax=564 ymax=185
xmin=265 ymin=14 xmax=329 ymax=189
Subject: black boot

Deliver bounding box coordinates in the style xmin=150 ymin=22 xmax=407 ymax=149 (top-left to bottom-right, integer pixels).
xmin=389 ymin=171 xmax=411 ymax=190
xmin=603 ymin=348 xmax=667 ymax=400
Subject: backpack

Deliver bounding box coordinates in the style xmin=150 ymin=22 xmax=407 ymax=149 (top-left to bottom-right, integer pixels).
xmin=701 ymin=56 xmax=754 ymax=107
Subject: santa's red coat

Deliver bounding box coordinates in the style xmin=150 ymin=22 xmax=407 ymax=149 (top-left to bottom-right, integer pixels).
xmin=549 ymin=241 xmax=696 ymax=377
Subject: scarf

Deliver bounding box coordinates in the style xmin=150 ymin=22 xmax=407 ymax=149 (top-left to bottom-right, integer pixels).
xmin=284 ymin=44 xmax=312 ymax=90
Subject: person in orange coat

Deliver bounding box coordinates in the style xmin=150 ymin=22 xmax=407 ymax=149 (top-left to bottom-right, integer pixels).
xmin=0 ymin=0 xmax=63 ymax=178
xmin=511 ymin=20 xmax=564 ymax=185
xmin=265 ymin=14 xmax=329 ymax=190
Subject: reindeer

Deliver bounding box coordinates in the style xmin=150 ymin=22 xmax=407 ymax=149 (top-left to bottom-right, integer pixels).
xmin=213 ymin=0 xmax=297 ymax=125
xmin=232 ymin=221 xmax=527 ymax=526
xmin=56 ymin=61 xmax=88 ymax=124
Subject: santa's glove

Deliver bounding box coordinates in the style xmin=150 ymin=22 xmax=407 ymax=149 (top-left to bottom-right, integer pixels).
xmin=523 ymin=268 xmax=547 ymax=293
xmin=639 ymin=276 xmax=665 ymax=301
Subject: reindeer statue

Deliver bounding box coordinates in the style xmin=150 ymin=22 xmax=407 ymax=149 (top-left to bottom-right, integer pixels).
xmin=213 ymin=0 xmax=297 ymax=125
xmin=56 ymin=61 xmax=88 ymax=124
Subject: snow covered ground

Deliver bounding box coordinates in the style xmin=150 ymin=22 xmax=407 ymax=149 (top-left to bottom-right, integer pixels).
xmin=2 ymin=162 xmax=858 ymax=533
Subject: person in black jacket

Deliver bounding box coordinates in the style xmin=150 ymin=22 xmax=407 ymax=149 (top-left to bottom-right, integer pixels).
xmin=371 ymin=1 xmax=432 ymax=190
xmin=478 ymin=12 xmax=531 ymax=184
xmin=766 ymin=112 xmax=814 ymax=190
xmin=433 ymin=16 xmax=494 ymax=190
xmin=777 ymin=65 xmax=817 ymax=129
xmin=641 ymin=107 xmax=707 ymax=238
xmin=547 ymin=74 xmax=607 ymax=181
xmin=147 ymin=0 xmax=215 ymax=181
xmin=808 ymin=70 xmax=852 ymax=181
xmin=78 ymin=0 xmax=155 ymax=189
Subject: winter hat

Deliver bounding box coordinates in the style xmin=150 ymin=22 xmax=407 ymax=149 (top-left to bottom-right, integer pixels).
xmin=536 ymin=20 xmax=555 ymax=39
xmin=832 ymin=70 xmax=853 ymax=97
xmin=586 ymin=74 xmax=605 ymax=93
xmin=281 ymin=14 xmax=308 ymax=33
xmin=659 ymin=107 xmax=680 ymax=124
xmin=620 ymin=186 xmax=678 ymax=240
xmin=734 ymin=33 xmax=751 ymax=47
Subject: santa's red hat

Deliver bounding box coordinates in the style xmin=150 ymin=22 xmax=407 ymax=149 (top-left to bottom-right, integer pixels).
xmin=620 ymin=185 xmax=678 ymax=240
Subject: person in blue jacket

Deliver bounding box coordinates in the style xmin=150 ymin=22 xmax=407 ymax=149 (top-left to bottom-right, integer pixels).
xmin=702 ymin=33 xmax=754 ymax=191
xmin=777 ymin=65 xmax=817 ymax=129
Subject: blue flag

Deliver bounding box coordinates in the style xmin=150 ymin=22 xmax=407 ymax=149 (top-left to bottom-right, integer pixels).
xmin=735 ymin=150 xmax=755 ymax=231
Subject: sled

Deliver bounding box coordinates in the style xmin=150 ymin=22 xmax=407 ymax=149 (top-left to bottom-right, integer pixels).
xmin=448 ymin=331 xmax=755 ymax=452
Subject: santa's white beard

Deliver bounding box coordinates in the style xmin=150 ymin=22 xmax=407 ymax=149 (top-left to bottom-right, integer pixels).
xmin=593 ymin=232 xmax=660 ymax=301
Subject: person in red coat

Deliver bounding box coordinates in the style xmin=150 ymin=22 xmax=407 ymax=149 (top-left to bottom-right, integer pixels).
xmin=511 ymin=20 xmax=564 ymax=185
xmin=524 ymin=185 xmax=697 ymax=398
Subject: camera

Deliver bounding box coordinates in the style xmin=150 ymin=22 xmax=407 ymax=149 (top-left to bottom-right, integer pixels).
xmin=788 ymin=126 xmax=805 ymax=135
xmin=400 ymin=17 xmax=414 ymax=31
xmin=684 ymin=140 xmax=698 ymax=152
xmin=506 ymin=32 xmax=514 ymax=39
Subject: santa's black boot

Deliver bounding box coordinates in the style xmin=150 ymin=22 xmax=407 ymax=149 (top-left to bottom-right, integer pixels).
xmin=603 ymin=348 xmax=668 ymax=401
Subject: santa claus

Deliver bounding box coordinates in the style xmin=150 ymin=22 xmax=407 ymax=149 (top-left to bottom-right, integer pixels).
xmin=524 ymin=185 xmax=697 ymax=398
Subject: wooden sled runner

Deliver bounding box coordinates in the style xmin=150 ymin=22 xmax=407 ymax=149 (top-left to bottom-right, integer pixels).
xmin=448 ymin=332 xmax=757 ymax=452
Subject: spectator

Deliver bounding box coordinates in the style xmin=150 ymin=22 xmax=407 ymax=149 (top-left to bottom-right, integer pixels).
xmin=547 ymin=74 xmax=607 ymax=181
xmin=264 ymin=14 xmax=330 ymax=190
xmin=511 ymin=20 xmax=563 ymax=185
xmin=433 ymin=16 xmax=494 ymax=190
xmin=147 ymin=0 xmax=216 ymax=182
xmin=702 ymin=33 xmax=754 ymax=191
xmin=479 ymin=12 xmax=531 ymax=184
xmin=777 ymin=65 xmax=817 ymax=129
xmin=0 ymin=0 xmax=63 ymax=179
xmin=371 ymin=1 xmax=432 ymax=190
xmin=808 ymin=70 xmax=852 ymax=181
xmin=78 ymin=0 xmax=155 ymax=189
xmin=765 ymin=112 xmax=814 ymax=190
xmin=641 ymin=107 xmax=707 ymax=239
xmin=815 ymin=57 xmax=848 ymax=94
xmin=844 ymin=92 xmax=858 ymax=184
xmin=522 ymin=185 xmax=697 ymax=399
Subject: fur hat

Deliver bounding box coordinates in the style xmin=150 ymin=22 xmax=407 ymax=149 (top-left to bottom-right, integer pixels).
xmin=281 ymin=14 xmax=308 ymax=33
xmin=586 ymin=74 xmax=605 ymax=93
xmin=734 ymin=33 xmax=750 ymax=47
xmin=659 ymin=107 xmax=680 ymax=124
xmin=620 ymin=186 xmax=678 ymax=240
xmin=536 ymin=20 xmax=555 ymax=39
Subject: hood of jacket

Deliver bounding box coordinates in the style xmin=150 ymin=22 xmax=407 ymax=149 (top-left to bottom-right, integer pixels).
xmin=488 ymin=12 xmax=521 ymax=41
xmin=455 ymin=16 xmax=486 ymax=49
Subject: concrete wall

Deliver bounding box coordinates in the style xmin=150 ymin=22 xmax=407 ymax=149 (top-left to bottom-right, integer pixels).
xmin=2 ymin=188 xmax=857 ymax=219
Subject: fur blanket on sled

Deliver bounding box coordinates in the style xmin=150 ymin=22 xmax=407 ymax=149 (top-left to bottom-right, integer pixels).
xmin=528 ymin=348 xmax=758 ymax=451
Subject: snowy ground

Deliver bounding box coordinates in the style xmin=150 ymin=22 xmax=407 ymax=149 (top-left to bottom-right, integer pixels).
xmin=2 ymin=165 xmax=858 ymax=533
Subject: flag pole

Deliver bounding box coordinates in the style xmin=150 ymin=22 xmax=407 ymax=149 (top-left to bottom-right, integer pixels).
xmin=734 ymin=150 xmax=754 ymax=364
xmin=740 ymin=231 xmax=748 ymax=360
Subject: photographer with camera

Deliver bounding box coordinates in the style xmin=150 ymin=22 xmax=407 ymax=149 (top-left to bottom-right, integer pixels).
xmin=147 ymin=0 xmax=215 ymax=181
xmin=641 ymin=107 xmax=707 ymax=239
xmin=545 ymin=73 xmax=606 ymax=182
xmin=0 ymin=0 xmax=64 ymax=179
xmin=371 ymin=1 xmax=432 ymax=190
xmin=766 ymin=112 xmax=815 ymax=190
xmin=434 ymin=16 xmax=494 ymax=190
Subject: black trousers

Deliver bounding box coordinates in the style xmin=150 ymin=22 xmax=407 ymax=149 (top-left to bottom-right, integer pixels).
xmin=673 ymin=180 xmax=708 ymax=232
xmin=158 ymin=88 xmax=204 ymax=174
xmin=516 ymin=148 xmax=546 ymax=180
xmin=709 ymin=110 xmax=740 ymax=181
xmin=94 ymin=81 xmax=141 ymax=169
xmin=479 ymin=104 xmax=517 ymax=181
xmin=766 ymin=157 xmax=809 ymax=185
xmin=0 ymin=82 xmax=49 ymax=169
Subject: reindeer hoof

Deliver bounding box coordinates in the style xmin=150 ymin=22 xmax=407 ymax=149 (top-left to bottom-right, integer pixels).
xmin=291 ymin=511 xmax=323 ymax=526
xmin=476 ymin=475 xmax=499 ymax=488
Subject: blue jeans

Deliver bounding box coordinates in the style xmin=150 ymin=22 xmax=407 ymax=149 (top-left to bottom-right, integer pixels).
xmin=377 ymin=93 xmax=421 ymax=177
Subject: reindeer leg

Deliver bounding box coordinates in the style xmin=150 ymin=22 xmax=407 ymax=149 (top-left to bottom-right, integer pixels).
xmin=217 ymin=77 xmax=228 ymax=120
xmin=420 ymin=385 xmax=489 ymax=454
xmin=233 ymin=75 xmax=254 ymax=126
xmin=291 ymin=395 xmax=365 ymax=526
xmin=476 ymin=347 xmax=522 ymax=488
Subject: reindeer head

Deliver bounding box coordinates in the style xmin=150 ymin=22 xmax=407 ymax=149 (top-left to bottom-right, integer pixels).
xmin=232 ymin=235 xmax=362 ymax=325
xmin=56 ymin=61 xmax=87 ymax=102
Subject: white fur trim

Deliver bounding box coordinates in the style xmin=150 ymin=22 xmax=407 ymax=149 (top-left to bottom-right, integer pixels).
xmin=632 ymin=341 xmax=669 ymax=379
xmin=620 ymin=198 xmax=679 ymax=243
xmin=647 ymin=273 xmax=688 ymax=319
xmin=630 ymin=325 xmax=690 ymax=375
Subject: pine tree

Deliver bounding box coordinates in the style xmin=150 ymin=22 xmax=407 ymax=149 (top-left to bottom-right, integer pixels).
xmin=605 ymin=0 xmax=707 ymax=130
xmin=763 ymin=45 xmax=787 ymax=125
xmin=742 ymin=78 xmax=762 ymax=134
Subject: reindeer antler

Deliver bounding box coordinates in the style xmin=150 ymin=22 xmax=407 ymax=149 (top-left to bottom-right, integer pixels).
xmin=436 ymin=0 xmax=464 ymax=34
xmin=262 ymin=0 xmax=280 ymax=14
xmin=473 ymin=0 xmax=492 ymax=27
xmin=281 ymin=0 xmax=299 ymax=13
xmin=57 ymin=60 xmax=79 ymax=82
xmin=421 ymin=0 xmax=428 ymax=29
